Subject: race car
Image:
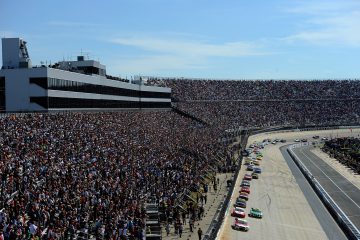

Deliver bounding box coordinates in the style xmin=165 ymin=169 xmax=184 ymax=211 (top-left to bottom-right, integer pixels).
xmin=253 ymin=167 xmax=262 ymax=174
xmin=244 ymin=159 xmax=252 ymax=165
xmin=239 ymin=192 xmax=249 ymax=201
xmin=241 ymin=180 xmax=251 ymax=187
xmin=249 ymin=208 xmax=263 ymax=218
xmin=251 ymin=173 xmax=259 ymax=179
xmin=240 ymin=186 xmax=250 ymax=194
xmin=232 ymin=218 xmax=249 ymax=231
xmin=234 ymin=198 xmax=247 ymax=208
xmin=247 ymin=165 xmax=254 ymax=171
xmin=245 ymin=148 xmax=253 ymax=153
xmin=294 ymin=139 xmax=300 ymax=142
xmin=231 ymin=207 xmax=246 ymax=218
xmin=253 ymin=160 xmax=260 ymax=166
xmin=301 ymin=139 xmax=308 ymax=142
xmin=243 ymin=173 xmax=252 ymax=181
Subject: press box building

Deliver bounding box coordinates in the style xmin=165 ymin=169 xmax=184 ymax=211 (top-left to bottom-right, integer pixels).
xmin=0 ymin=38 xmax=171 ymax=112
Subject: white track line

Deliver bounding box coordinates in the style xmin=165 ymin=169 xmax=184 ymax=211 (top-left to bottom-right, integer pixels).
xmin=297 ymin=148 xmax=360 ymax=211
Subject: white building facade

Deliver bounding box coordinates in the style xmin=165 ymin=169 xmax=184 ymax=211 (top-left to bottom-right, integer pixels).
xmin=0 ymin=38 xmax=171 ymax=112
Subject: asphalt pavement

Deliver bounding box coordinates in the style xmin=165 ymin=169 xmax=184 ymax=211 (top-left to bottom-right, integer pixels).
xmin=292 ymin=146 xmax=360 ymax=231
xmin=280 ymin=146 xmax=347 ymax=240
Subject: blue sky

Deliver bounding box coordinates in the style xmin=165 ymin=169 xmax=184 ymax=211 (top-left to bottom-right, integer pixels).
xmin=1 ymin=0 xmax=359 ymax=79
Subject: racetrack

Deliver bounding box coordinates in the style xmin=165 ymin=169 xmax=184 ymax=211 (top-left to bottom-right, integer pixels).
xmin=217 ymin=128 xmax=360 ymax=240
xmin=292 ymin=146 xmax=360 ymax=231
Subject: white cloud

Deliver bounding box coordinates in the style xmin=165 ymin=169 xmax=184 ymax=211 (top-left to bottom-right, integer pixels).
xmin=109 ymin=55 xmax=206 ymax=74
xmin=108 ymin=35 xmax=270 ymax=74
xmin=284 ymin=1 xmax=360 ymax=47
xmin=111 ymin=37 xmax=268 ymax=57
xmin=286 ymin=0 xmax=360 ymax=15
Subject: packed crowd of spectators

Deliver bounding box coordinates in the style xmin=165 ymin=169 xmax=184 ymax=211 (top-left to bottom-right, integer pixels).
xmin=322 ymin=137 xmax=360 ymax=174
xmin=1 ymin=77 xmax=359 ymax=239
xmin=146 ymin=78 xmax=360 ymax=130
xmin=147 ymin=78 xmax=360 ymax=100
xmin=175 ymin=100 xmax=360 ymax=130
xmin=0 ymin=112 xmax=229 ymax=239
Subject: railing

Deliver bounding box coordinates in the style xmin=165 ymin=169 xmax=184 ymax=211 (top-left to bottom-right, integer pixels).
xmin=288 ymin=143 xmax=360 ymax=240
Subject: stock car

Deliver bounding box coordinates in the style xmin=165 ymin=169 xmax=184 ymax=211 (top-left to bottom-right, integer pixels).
xmin=241 ymin=180 xmax=251 ymax=187
xmin=294 ymin=139 xmax=300 ymax=142
xmin=244 ymin=173 xmax=252 ymax=181
xmin=253 ymin=167 xmax=262 ymax=174
xmin=234 ymin=198 xmax=247 ymax=208
xmin=251 ymin=173 xmax=259 ymax=179
xmin=247 ymin=165 xmax=254 ymax=171
xmin=301 ymin=139 xmax=308 ymax=142
xmin=240 ymin=186 xmax=250 ymax=194
xmin=244 ymin=159 xmax=252 ymax=165
xmin=253 ymin=160 xmax=260 ymax=166
xmin=249 ymin=208 xmax=263 ymax=218
xmin=245 ymin=148 xmax=253 ymax=154
xmin=239 ymin=192 xmax=249 ymax=201
xmin=231 ymin=207 xmax=246 ymax=218
xmin=232 ymin=218 xmax=250 ymax=231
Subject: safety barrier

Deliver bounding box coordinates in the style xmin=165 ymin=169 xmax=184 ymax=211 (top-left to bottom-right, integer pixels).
xmin=288 ymin=144 xmax=360 ymax=240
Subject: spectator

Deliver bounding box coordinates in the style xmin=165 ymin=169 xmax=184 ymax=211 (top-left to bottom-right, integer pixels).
xmin=179 ymin=223 xmax=183 ymax=238
xmin=198 ymin=227 xmax=203 ymax=240
xmin=165 ymin=223 xmax=170 ymax=236
xmin=0 ymin=111 xmax=229 ymax=239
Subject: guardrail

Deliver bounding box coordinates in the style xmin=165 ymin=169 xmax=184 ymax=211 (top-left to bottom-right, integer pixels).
xmin=287 ymin=144 xmax=360 ymax=240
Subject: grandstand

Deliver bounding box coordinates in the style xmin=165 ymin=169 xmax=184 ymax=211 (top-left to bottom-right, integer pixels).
xmin=322 ymin=137 xmax=360 ymax=173
xmin=1 ymin=41 xmax=360 ymax=239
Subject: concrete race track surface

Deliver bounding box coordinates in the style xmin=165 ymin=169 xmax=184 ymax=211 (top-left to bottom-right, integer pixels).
xmin=292 ymin=146 xmax=360 ymax=230
xmin=217 ymin=128 xmax=360 ymax=240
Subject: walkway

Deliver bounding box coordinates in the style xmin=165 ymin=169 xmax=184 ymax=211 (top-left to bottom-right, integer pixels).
xmin=162 ymin=173 xmax=230 ymax=240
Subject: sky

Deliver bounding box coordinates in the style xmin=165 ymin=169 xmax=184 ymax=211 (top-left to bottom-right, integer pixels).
xmin=1 ymin=0 xmax=360 ymax=79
